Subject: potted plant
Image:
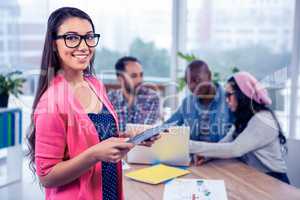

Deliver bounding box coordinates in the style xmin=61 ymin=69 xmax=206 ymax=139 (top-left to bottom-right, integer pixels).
xmin=0 ymin=71 xmax=26 ymax=107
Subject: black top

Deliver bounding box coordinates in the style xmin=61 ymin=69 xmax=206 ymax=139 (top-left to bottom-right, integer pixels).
xmin=88 ymin=106 xmax=119 ymax=200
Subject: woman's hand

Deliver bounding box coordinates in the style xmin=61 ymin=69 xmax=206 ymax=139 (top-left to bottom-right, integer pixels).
xmin=193 ymin=154 xmax=206 ymax=166
xmin=90 ymin=137 xmax=134 ymax=163
xmin=140 ymin=134 xmax=161 ymax=147
xmin=119 ymin=130 xmax=161 ymax=147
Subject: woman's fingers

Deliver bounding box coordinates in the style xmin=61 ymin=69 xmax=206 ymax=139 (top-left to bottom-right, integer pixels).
xmin=139 ymin=134 xmax=161 ymax=147
xmin=118 ymin=149 xmax=131 ymax=160
xmin=151 ymin=134 xmax=161 ymax=141
xmin=95 ymin=138 xmax=134 ymax=162
xmin=140 ymin=140 xmax=154 ymax=147
xmin=110 ymin=152 xmax=122 ymax=163
xmin=106 ymin=143 xmax=133 ymax=162
xmin=196 ymin=158 xmax=205 ymax=166
xmin=114 ymin=142 xmax=134 ymax=150
xmin=140 ymin=141 xmax=152 ymax=147
xmin=193 ymin=155 xmax=205 ymax=166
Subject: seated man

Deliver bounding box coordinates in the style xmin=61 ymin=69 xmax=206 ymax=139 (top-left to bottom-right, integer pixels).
xmin=166 ymin=60 xmax=234 ymax=142
xmin=108 ymin=56 xmax=160 ymax=131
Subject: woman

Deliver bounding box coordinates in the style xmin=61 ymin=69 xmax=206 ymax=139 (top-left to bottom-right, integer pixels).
xmin=27 ymin=7 xmax=155 ymax=200
xmin=190 ymin=71 xmax=290 ymax=184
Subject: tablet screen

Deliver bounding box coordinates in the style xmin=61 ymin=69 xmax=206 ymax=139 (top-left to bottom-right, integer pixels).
xmin=127 ymin=121 xmax=178 ymax=145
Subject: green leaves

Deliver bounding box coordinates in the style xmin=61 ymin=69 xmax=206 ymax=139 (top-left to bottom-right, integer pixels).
xmin=0 ymin=71 xmax=26 ymax=97
xmin=177 ymin=52 xmax=198 ymax=63
xmin=231 ymin=66 xmax=240 ymax=73
xmin=176 ymin=77 xmax=186 ymax=91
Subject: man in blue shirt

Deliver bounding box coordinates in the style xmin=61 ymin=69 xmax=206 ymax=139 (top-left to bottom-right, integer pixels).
xmin=166 ymin=60 xmax=234 ymax=142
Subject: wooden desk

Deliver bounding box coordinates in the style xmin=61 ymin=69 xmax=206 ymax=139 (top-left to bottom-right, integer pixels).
xmin=123 ymin=159 xmax=300 ymax=200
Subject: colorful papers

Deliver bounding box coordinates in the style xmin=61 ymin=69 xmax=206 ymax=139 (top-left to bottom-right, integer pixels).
xmin=163 ymin=178 xmax=228 ymax=200
xmin=125 ymin=164 xmax=190 ymax=184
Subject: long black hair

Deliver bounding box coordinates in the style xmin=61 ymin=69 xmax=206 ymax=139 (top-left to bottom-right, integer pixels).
xmin=228 ymin=77 xmax=287 ymax=148
xmin=27 ymin=7 xmax=96 ymax=174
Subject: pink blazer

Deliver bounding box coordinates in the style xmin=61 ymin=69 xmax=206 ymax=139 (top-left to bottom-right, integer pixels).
xmin=34 ymin=74 xmax=124 ymax=200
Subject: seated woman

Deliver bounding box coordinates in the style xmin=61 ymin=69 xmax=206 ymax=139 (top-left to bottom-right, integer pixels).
xmin=190 ymin=71 xmax=290 ymax=184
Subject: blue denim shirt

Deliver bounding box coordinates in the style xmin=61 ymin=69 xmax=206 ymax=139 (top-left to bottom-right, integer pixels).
xmin=166 ymin=84 xmax=234 ymax=142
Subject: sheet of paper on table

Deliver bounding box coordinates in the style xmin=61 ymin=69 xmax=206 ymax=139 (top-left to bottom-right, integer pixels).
xmin=163 ymin=178 xmax=228 ymax=200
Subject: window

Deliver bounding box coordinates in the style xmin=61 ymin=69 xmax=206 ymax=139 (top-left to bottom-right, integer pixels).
xmin=47 ymin=0 xmax=172 ymax=81
xmin=0 ymin=0 xmax=173 ymax=149
xmin=186 ymin=0 xmax=296 ymax=138
xmin=4 ymin=0 xmax=172 ymax=80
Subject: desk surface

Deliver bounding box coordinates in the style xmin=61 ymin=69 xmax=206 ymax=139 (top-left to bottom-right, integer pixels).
xmin=123 ymin=159 xmax=300 ymax=200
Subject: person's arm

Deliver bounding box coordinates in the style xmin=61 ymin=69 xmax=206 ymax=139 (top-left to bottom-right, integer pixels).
xmin=35 ymin=111 xmax=133 ymax=188
xmin=191 ymin=127 xmax=235 ymax=165
xmin=218 ymin=125 xmax=235 ymax=143
xmin=39 ymin=138 xmax=133 ymax=188
xmin=189 ymin=112 xmax=278 ymax=158
xmin=164 ymin=103 xmax=185 ymax=125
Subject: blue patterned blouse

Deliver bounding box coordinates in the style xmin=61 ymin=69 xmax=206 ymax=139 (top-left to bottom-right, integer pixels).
xmin=88 ymin=106 xmax=119 ymax=200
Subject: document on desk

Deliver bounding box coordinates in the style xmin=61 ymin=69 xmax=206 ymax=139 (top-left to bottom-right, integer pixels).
xmin=125 ymin=164 xmax=190 ymax=184
xmin=163 ymin=178 xmax=228 ymax=200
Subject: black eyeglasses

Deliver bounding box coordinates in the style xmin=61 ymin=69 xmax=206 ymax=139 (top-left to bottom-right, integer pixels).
xmin=55 ymin=33 xmax=100 ymax=48
xmin=225 ymin=92 xmax=235 ymax=98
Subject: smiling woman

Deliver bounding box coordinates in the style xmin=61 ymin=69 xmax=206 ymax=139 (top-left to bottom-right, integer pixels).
xmin=54 ymin=17 xmax=97 ymax=72
xmin=190 ymin=71 xmax=290 ymax=184
xmin=26 ymin=7 xmax=140 ymax=200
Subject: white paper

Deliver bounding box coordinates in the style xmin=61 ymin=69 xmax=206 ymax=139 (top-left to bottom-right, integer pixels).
xmin=163 ymin=178 xmax=228 ymax=200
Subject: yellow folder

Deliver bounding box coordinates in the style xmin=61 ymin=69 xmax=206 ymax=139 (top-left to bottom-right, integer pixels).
xmin=125 ymin=164 xmax=190 ymax=184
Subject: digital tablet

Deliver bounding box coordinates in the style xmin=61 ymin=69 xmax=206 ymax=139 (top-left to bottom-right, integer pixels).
xmin=127 ymin=121 xmax=178 ymax=145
